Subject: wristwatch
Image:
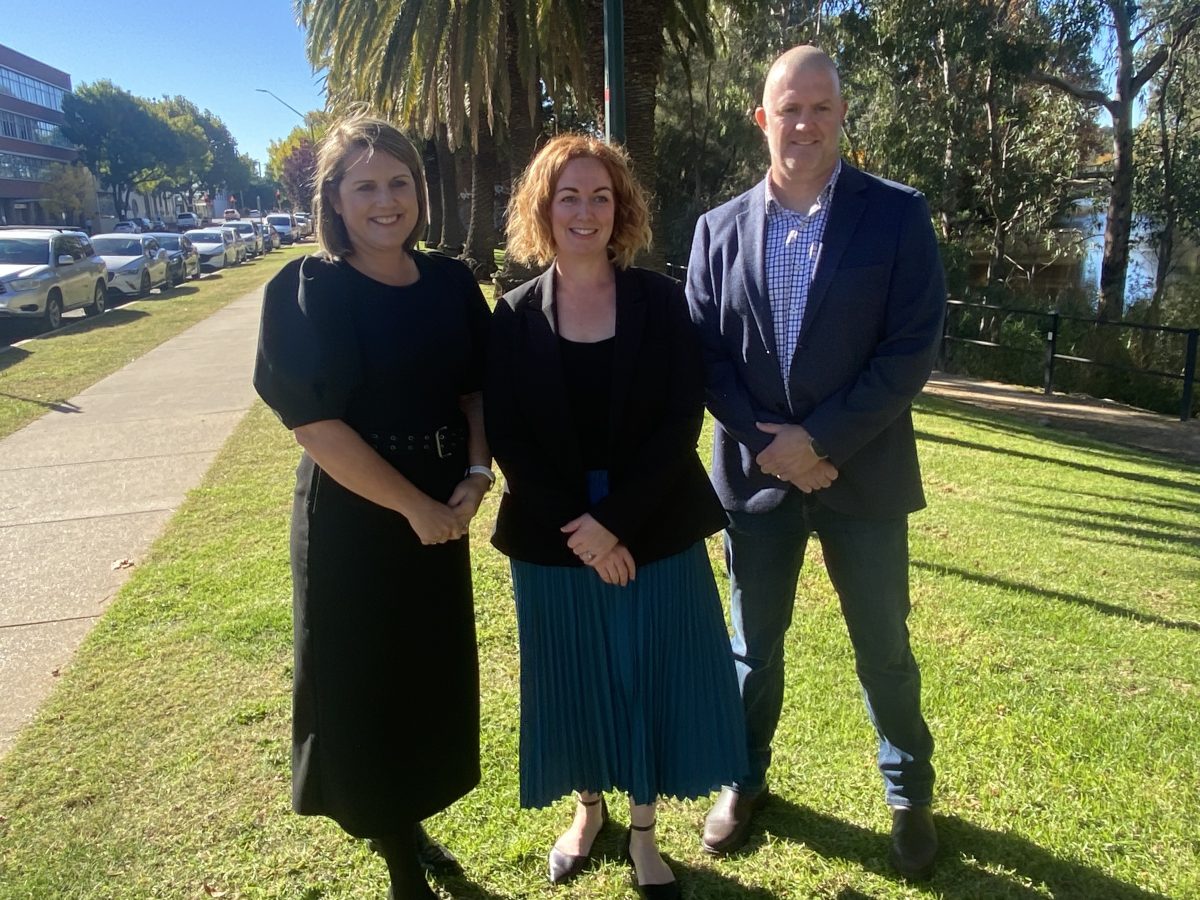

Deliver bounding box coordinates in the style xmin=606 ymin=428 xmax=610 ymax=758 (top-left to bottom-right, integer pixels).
xmin=465 ymin=465 xmax=496 ymax=490
xmin=809 ymin=437 xmax=829 ymax=460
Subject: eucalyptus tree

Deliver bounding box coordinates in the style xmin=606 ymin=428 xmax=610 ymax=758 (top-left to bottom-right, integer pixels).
xmin=1134 ymin=12 xmax=1200 ymax=330
xmin=1032 ymin=0 xmax=1200 ymax=319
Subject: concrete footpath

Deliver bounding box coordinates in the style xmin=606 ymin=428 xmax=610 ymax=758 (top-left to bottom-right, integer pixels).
xmin=0 ymin=290 xmax=265 ymax=754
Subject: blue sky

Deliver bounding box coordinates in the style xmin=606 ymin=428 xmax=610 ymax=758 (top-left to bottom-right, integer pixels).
xmin=3 ymin=2 xmax=327 ymax=166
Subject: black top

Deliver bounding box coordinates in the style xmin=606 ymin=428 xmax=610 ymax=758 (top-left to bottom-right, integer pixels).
xmin=255 ymin=253 xmax=490 ymax=433
xmin=486 ymin=265 xmax=728 ymax=567
xmin=559 ymin=335 xmax=614 ymax=469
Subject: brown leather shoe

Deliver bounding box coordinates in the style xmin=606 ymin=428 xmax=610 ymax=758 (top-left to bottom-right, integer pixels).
xmin=889 ymin=805 xmax=938 ymax=880
xmin=701 ymin=786 xmax=767 ymax=855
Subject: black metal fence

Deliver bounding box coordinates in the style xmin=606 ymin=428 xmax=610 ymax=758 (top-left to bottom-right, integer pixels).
xmin=940 ymin=300 xmax=1199 ymax=422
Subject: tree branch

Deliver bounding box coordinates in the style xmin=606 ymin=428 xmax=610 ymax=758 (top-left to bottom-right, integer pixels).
xmin=1030 ymin=71 xmax=1114 ymax=112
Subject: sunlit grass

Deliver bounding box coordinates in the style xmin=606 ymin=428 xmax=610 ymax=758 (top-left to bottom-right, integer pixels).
xmin=0 ymin=392 xmax=1196 ymax=897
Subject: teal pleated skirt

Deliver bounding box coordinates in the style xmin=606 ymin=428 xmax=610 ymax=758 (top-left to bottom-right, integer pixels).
xmin=511 ymin=473 xmax=749 ymax=808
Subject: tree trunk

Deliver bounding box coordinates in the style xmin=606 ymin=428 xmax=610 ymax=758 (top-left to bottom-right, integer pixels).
xmin=584 ymin=0 xmax=606 ymax=121
xmin=436 ymin=126 xmax=466 ymax=254
xmin=1100 ymin=99 xmax=1134 ymax=321
xmin=424 ymin=139 xmax=443 ymax=248
xmin=622 ymin=0 xmax=667 ymax=271
xmin=494 ymin=20 xmax=542 ymax=295
xmin=463 ymin=127 xmax=500 ymax=279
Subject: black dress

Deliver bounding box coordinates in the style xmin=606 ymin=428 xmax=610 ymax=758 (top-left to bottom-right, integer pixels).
xmin=254 ymin=252 xmax=489 ymax=838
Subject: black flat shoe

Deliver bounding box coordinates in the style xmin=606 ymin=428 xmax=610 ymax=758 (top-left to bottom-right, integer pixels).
xmin=889 ymin=805 xmax=938 ymax=880
xmin=415 ymin=823 xmax=463 ymax=876
xmin=623 ymin=820 xmax=680 ymax=900
xmin=548 ymin=795 xmax=608 ymax=884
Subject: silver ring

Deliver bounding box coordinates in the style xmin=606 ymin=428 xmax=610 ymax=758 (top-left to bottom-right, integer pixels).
xmin=586 ymin=552 xmax=595 ymax=561
xmin=776 ymin=474 xmax=786 ymax=481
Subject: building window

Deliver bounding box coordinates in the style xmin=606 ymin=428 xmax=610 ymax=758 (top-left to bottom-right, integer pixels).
xmin=0 ymin=66 xmax=66 ymax=112
xmin=0 ymin=110 xmax=72 ymax=148
xmin=0 ymin=151 xmax=56 ymax=181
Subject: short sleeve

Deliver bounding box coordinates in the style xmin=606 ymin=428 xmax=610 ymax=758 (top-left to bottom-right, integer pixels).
xmin=253 ymin=257 xmax=361 ymax=429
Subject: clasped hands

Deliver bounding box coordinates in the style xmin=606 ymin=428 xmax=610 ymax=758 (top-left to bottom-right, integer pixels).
xmin=755 ymin=422 xmax=838 ymax=492
xmin=410 ymin=474 xmax=490 ymax=546
xmin=561 ymin=513 xmax=636 ymax=587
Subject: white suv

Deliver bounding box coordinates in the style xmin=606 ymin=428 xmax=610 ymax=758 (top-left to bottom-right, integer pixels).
xmin=176 ymin=212 xmax=200 ymax=230
xmin=0 ymin=228 xmax=109 ymax=329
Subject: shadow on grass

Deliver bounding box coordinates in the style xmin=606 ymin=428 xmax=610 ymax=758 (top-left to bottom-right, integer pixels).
xmin=913 ymin=560 xmax=1200 ymax=633
xmin=1057 ymin=488 xmax=1200 ymax=517
xmin=747 ymin=798 xmax=1170 ymax=899
xmin=1003 ymin=505 xmax=1200 ymax=556
xmin=915 ymin=431 xmax=1200 ymax=494
xmin=0 ymin=343 xmax=31 ymax=371
xmin=0 ymin=389 xmax=82 ymax=414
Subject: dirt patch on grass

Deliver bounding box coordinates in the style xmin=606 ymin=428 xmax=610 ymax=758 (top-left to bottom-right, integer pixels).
xmin=924 ymin=372 xmax=1200 ymax=467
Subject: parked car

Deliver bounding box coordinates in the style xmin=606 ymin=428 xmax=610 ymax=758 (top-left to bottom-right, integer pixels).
xmin=0 ymin=228 xmax=109 ymax=329
xmin=293 ymin=212 xmax=313 ymax=237
xmin=220 ymin=226 xmax=247 ymax=264
xmin=91 ymin=233 xmax=171 ymax=297
xmin=265 ymin=213 xmax=296 ymax=244
xmin=176 ymin=211 xmax=200 ymax=231
xmin=225 ymin=220 xmax=263 ymax=256
xmin=147 ymin=232 xmax=201 ymax=282
xmin=112 ymin=220 xmax=142 ymax=233
xmin=261 ymin=223 xmax=281 ymax=251
xmin=223 ymin=208 xmax=242 ymax=221
xmin=185 ymin=229 xmax=237 ymax=271
xmin=148 ymin=217 xmax=167 ymax=232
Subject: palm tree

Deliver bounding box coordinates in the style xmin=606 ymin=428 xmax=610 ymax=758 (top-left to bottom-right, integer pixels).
xmin=296 ymin=0 xmax=711 ymax=275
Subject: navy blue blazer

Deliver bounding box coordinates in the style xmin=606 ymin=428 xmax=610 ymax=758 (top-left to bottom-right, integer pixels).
xmin=486 ymin=265 xmax=729 ymax=566
xmin=685 ymin=163 xmax=946 ymax=517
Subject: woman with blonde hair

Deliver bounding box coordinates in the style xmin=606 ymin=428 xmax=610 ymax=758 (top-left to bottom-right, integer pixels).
xmin=254 ymin=112 xmax=492 ymax=899
xmin=485 ymin=133 xmax=748 ymax=899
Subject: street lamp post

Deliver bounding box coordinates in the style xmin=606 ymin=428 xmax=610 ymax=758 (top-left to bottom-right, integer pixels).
xmin=255 ymin=88 xmax=316 ymax=144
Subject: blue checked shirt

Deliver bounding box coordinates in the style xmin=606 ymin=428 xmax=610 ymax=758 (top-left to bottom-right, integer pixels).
xmin=764 ymin=162 xmax=841 ymax=390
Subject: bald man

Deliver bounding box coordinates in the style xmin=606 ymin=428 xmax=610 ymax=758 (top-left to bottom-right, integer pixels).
xmin=685 ymin=46 xmax=944 ymax=878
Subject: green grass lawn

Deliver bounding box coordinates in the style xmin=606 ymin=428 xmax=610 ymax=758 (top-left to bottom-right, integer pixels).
xmin=0 ymin=389 xmax=1197 ymax=897
xmin=0 ymin=245 xmax=309 ymax=441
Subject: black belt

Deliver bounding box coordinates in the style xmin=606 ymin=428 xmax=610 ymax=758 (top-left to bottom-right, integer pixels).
xmin=362 ymin=425 xmax=465 ymax=459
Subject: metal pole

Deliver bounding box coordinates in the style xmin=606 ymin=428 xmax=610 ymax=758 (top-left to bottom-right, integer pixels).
xmin=603 ymin=0 xmax=626 ymax=144
xmin=1181 ymin=329 xmax=1198 ymax=422
xmin=1043 ymin=312 xmax=1059 ymax=396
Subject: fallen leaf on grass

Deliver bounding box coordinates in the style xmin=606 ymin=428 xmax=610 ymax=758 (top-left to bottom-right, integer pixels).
xmin=111 ymin=558 xmax=135 ymax=570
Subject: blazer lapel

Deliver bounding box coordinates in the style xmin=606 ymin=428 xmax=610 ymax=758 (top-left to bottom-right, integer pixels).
xmin=609 ymin=267 xmax=646 ymax=443
xmin=801 ymin=163 xmax=867 ymax=337
xmin=736 ymin=186 xmax=775 ymax=354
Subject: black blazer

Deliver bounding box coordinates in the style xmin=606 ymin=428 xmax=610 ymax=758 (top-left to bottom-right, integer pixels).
xmin=686 ymin=164 xmax=947 ymax=517
xmin=485 ymin=265 xmax=728 ymax=567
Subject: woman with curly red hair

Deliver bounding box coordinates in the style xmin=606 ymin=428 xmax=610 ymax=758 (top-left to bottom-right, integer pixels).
xmin=485 ymin=134 xmax=748 ymax=899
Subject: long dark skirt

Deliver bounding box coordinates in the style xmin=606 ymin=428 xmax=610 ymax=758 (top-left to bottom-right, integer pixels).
xmin=511 ymin=475 xmax=748 ymax=808
xmin=290 ymin=453 xmax=481 ymax=838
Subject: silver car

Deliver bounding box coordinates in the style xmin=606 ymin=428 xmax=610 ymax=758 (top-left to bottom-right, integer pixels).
xmin=0 ymin=228 xmax=109 ymax=329
xmin=185 ymin=229 xmax=237 ymax=271
xmin=91 ymin=233 xmax=172 ymax=297
xmin=226 ymin=220 xmax=263 ymax=256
